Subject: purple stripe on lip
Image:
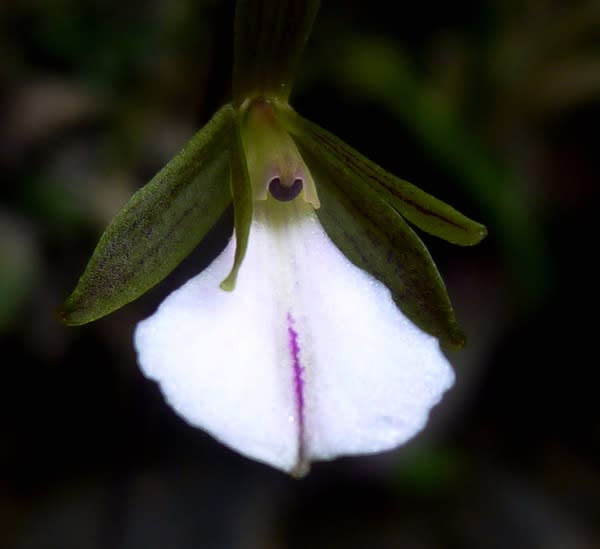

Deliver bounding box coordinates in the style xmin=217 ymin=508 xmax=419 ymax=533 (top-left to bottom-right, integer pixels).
xmin=287 ymin=312 xmax=307 ymax=475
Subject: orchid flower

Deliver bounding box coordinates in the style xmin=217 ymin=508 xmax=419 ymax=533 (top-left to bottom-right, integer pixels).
xmin=61 ymin=0 xmax=486 ymax=476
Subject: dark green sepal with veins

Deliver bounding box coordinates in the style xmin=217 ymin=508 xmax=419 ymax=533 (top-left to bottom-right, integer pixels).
xmin=220 ymin=110 xmax=253 ymax=291
xmin=232 ymin=0 xmax=320 ymax=104
xmin=279 ymin=108 xmax=487 ymax=247
xmin=60 ymin=104 xmax=234 ymax=325
xmin=298 ymin=142 xmax=465 ymax=350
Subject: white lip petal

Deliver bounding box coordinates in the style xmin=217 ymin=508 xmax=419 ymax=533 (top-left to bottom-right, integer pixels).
xmin=134 ymin=236 xmax=300 ymax=472
xmin=134 ymin=199 xmax=454 ymax=474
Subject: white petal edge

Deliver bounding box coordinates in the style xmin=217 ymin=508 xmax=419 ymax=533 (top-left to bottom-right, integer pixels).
xmin=134 ymin=199 xmax=454 ymax=474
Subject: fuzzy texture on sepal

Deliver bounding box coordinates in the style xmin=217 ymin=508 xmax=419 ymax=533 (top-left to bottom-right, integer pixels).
xmin=61 ymin=104 xmax=234 ymax=325
xmin=299 ymin=142 xmax=466 ymax=350
xmin=278 ymin=106 xmax=487 ymax=246
xmin=233 ymin=0 xmax=320 ymax=103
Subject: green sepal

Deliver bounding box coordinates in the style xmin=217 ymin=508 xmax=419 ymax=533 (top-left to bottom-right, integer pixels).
xmin=220 ymin=111 xmax=253 ymax=291
xmin=279 ymin=109 xmax=487 ymax=246
xmin=232 ymin=0 xmax=320 ymax=104
xmin=296 ymin=140 xmax=466 ymax=350
xmin=60 ymin=104 xmax=235 ymax=325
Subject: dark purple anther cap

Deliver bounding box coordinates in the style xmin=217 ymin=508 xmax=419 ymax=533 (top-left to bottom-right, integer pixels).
xmin=269 ymin=177 xmax=303 ymax=201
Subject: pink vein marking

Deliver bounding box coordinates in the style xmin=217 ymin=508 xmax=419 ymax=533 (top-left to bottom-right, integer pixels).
xmin=287 ymin=312 xmax=306 ymax=464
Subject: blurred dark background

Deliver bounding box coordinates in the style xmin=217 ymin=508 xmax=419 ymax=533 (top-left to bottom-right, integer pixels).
xmin=1 ymin=0 xmax=599 ymax=547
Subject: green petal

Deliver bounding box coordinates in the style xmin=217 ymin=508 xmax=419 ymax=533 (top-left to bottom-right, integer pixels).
xmin=60 ymin=104 xmax=234 ymax=325
xmin=232 ymin=0 xmax=320 ymax=104
xmin=297 ymin=141 xmax=466 ymax=350
xmin=220 ymin=111 xmax=253 ymax=291
xmin=279 ymin=109 xmax=487 ymax=246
